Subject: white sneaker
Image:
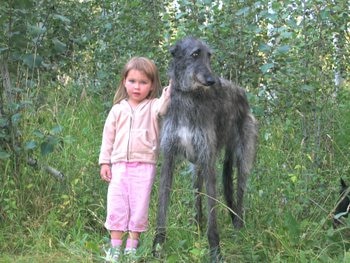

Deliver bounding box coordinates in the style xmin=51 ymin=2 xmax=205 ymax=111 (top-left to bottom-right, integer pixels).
xmin=104 ymin=247 xmax=120 ymax=262
xmin=124 ymin=247 xmax=137 ymax=255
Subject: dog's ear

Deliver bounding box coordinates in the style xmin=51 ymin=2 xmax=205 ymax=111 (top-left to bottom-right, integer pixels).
xmin=169 ymin=44 xmax=178 ymax=57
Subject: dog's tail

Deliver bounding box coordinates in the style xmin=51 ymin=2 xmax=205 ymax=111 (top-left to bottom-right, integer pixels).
xmin=238 ymin=113 xmax=258 ymax=176
xmin=222 ymin=114 xmax=257 ymax=215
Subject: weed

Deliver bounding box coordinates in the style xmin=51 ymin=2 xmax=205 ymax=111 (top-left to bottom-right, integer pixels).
xmin=1 ymin=85 xmax=350 ymax=262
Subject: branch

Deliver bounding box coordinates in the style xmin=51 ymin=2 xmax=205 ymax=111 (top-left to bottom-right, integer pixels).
xmin=0 ymin=57 xmax=13 ymax=106
xmin=27 ymin=157 xmax=65 ymax=180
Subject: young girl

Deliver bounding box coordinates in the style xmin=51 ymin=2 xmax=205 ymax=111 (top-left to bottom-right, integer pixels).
xmin=99 ymin=57 xmax=171 ymax=261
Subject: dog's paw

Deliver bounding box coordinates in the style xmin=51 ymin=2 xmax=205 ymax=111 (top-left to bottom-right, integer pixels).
xmin=152 ymin=242 xmax=163 ymax=258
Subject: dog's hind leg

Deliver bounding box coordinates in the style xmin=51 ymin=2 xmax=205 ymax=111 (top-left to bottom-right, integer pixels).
xmin=192 ymin=164 xmax=204 ymax=228
xmin=222 ymin=147 xmax=236 ymax=227
xmin=234 ymin=164 xmax=247 ymax=229
xmin=153 ymin=153 xmax=176 ymax=256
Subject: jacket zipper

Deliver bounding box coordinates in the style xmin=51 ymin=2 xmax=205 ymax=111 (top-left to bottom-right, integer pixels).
xmin=126 ymin=105 xmax=134 ymax=161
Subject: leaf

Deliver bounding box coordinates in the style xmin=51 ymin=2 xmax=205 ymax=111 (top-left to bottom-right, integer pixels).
xmin=288 ymin=173 xmax=298 ymax=183
xmin=266 ymin=13 xmax=278 ymax=22
xmin=320 ymin=10 xmax=330 ymax=21
xmin=11 ymin=113 xmax=21 ymax=125
xmin=258 ymin=43 xmax=271 ymax=53
xmin=33 ymin=129 xmax=45 ymax=138
xmin=276 ymin=45 xmax=291 ymax=54
xmin=63 ymin=135 xmax=75 ymax=144
xmin=24 ymin=140 xmax=37 ymax=150
xmin=301 ymin=85 xmax=314 ymax=92
xmin=190 ymin=248 xmax=203 ymax=257
xmin=52 ymin=14 xmax=71 ymax=24
xmin=51 ymin=125 xmax=63 ymax=135
xmin=175 ymin=13 xmax=185 ymax=20
xmin=23 ymin=54 xmax=43 ymax=68
xmin=271 ymin=2 xmax=282 ymax=11
xmin=0 ymin=117 xmax=8 ymax=128
xmin=104 ymin=22 xmax=112 ymax=30
xmin=236 ymin=7 xmax=250 ymax=16
xmin=41 ymin=140 xmax=55 ymax=156
xmin=27 ymin=24 xmax=46 ymax=37
xmin=259 ymin=63 xmax=274 ymax=73
xmin=0 ymin=47 xmax=8 ymax=53
xmin=0 ymin=151 xmax=11 ymax=160
xmin=264 ymin=132 xmax=271 ymax=141
xmin=52 ymin=38 xmax=66 ymax=53
xmin=284 ymin=211 xmax=300 ymax=244
xmin=281 ymin=31 xmax=293 ymax=39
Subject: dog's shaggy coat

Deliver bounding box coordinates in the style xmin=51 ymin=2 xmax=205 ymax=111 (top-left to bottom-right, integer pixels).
xmin=333 ymin=178 xmax=350 ymax=228
xmin=153 ymin=37 xmax=258 ymax=262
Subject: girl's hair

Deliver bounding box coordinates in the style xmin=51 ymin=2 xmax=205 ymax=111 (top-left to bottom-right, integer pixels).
xmin=113 ymin=57 xmax=162 ymax=104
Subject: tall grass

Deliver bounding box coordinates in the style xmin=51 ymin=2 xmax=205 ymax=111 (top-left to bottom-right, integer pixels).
xmin=1 ymin=84 xmax=350 ymax=262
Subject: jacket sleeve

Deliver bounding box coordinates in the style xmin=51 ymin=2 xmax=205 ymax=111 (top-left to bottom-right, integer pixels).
xmin=98 ymin=107 xmax=117 ymax=165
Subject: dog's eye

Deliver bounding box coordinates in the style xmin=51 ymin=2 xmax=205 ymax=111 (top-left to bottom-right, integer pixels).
xmin=191 ymin=51 xmax=200 ymax=58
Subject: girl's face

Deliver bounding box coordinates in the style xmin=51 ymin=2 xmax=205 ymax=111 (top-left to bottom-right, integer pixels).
xmin=124 ymin=69 xmax=153 ymax=107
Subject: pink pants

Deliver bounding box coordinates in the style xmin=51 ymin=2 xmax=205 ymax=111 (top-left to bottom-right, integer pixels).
xmin=104 ymin=162 xmax=156 ymax=232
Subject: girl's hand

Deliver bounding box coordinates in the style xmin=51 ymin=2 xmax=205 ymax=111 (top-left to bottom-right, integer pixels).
xmin=100 ymin=164 xmax=112 ymax=182
xmin=164 ymin=80 xmax=172 ymax=98
xmin=164 ymin=85 xmax=171 ymax=100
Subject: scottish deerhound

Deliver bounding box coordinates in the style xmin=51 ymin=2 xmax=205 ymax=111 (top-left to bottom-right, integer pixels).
xmin=333 ymin=178 xmax=350 ymax=228
xmin=153 ymin=37 xmax=258 ymax=262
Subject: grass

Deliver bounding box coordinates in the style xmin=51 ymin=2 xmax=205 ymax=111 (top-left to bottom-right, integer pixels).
xmin=1 ymin=85 xmax=350 ymax=262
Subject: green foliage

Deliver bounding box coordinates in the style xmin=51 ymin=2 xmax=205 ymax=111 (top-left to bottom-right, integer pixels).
xmin=1 ymin=0 xmax=350 ymax=262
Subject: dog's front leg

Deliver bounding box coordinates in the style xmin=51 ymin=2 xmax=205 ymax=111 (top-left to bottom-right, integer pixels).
xmin=204 ymin=165 xmax=222 ymax=262
xmin=152 ymin=152 xmax=176 ymax=257
xmin=193 ymin=165 xmax=204 ymax=228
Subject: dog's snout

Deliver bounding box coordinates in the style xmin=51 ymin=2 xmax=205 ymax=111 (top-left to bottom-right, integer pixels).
xmin=206 ymin=76 xmax=215 ymax=86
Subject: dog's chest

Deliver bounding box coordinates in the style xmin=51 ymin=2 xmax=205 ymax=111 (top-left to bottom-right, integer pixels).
xmin=177 ymin=125 xmax=195 ymax=156
xmin=174 ymin=119 xmax=215 ymax=162
xmin=164 ymin=96 xmax=218 ymax=161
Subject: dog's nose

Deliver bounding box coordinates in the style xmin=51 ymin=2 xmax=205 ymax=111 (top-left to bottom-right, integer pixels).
xmin=206 ymin=76 xmax=215 ymax=86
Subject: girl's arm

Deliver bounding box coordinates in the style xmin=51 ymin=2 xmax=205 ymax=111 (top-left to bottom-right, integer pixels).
xmin=99 ymin=107 xmax=117 ymax=166
xmin=156 ymin=82 xmax=171 ymax=117
xmin=100 ymin=163 xmax=112 ymax=182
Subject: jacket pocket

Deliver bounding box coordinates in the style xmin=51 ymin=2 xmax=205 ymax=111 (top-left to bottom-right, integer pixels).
xmin=130 ymin=129 xmax=155 ymax=154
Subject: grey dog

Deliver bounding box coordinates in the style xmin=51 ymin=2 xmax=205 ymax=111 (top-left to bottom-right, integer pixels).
xmin=153 ymin=37 xmax=258 ymax=262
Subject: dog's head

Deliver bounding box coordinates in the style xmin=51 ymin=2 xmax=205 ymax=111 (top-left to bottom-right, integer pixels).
xmin=168 ymin=37 xmax=216 ymax=91
xmin=333 ymin=178 xmax=350 ymax=228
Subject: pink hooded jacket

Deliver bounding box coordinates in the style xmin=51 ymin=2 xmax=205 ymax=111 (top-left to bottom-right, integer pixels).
xmin=99 ymin=89 xmax=169 ymax=165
